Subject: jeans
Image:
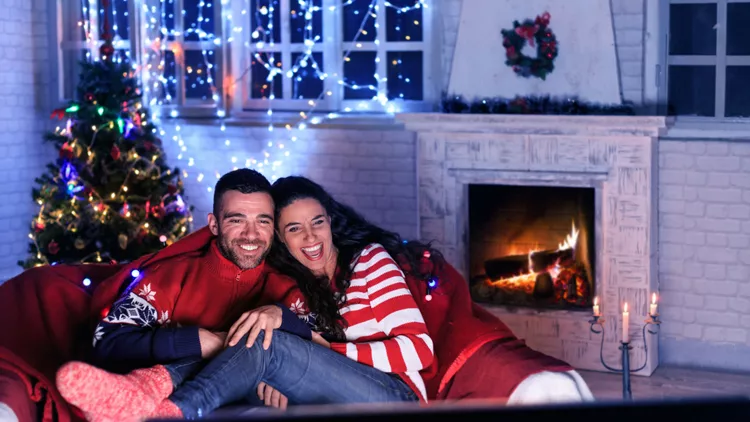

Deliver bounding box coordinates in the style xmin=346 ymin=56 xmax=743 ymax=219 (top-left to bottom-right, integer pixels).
xmin=166 ymin=330 xmax=418 ymax=418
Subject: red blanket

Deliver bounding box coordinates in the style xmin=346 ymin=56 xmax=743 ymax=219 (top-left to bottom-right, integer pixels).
xmin=0 ymin=228 xmax=573 ymax=421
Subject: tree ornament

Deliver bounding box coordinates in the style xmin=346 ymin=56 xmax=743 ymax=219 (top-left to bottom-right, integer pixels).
xmin=118 ymin=233 xmax=128 ymax=250
xmin=85 ymin=92 xmax=95 ymax=102
xmin=59 ymin=143 xmax=75 ymax=160
xmin=33 ymin=220 xmax=45 ymax=233
xmin=111 ymin=144 xmax=121 ymax=160
xmin=501 ymin=12 xmax=558 ymax=80
xmin=74 ymin=238 xmax=86 ymax=250
xmin=48 ymin=240 xmax=60 ymax=255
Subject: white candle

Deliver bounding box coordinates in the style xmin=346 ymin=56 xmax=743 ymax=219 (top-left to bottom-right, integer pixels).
xmin=650 ymin=293 xmax=658 ymax=316
xmin=622 ymin=302 xmax=630 ymax=343
xmin=593 ymin=296 xmax=600 ymax=317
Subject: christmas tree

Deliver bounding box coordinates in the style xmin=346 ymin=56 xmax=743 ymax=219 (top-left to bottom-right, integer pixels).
xmin=19 ymin=34 xmax=193 ymax=269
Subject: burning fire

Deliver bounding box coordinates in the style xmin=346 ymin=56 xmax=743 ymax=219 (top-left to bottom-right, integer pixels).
xmin=489 ymin=221 xmax=580 ymax=294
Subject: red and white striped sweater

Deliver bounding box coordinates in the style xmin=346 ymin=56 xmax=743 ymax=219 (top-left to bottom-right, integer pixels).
xmin=328 ymin=244 xmax=434 ymax=402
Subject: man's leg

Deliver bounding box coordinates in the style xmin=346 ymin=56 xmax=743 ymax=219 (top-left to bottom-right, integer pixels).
xmin=168 ymin=330 xmax=417 ymax=418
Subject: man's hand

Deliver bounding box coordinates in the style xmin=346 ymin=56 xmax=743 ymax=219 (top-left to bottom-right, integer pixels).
xmin=311 ymin=331 xmax=330 ymax=348
xmin=198 ymin=329 xmax=227 ymax=359
xmin=226 ymin=305 xmax=283 ymax=349
xmin=257 ymin=382 xmax=288 ymax=410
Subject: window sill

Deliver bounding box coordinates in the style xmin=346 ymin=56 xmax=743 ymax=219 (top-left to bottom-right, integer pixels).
xmin=662 ymin=117 xmax=750 ymax=141
xmin=163 ymin=111 xmax=407 ymax=131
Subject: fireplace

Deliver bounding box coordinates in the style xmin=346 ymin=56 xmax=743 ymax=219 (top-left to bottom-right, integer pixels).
xmin=398 ymin=113 xmax=667 ymax=375
xmin=469 ymin=184 xmax=595 ymax=310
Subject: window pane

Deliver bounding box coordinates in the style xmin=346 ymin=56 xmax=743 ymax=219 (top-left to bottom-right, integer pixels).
xmin=290 ymin=0 xmax=322 ymax=44
xmin=291 ymin=52 xmax=324 ymax=99
xmin=668 ymin=65 xmax=715 ymax=116
xmin=727 ymin=3 xmax=750 ymax=55
xmin=385 ymin=1 xmax=423 ymax=42
xmin=251 ymin=53 xmax=283 ymax=99
xmin=62 ymin=50 xmax=89 ymax=100
xmin=669 ymin=3 xmax=716 ymax=55
xmin=185 ymin=50 xmax=217 ymax=100
xmin=726 ymin=66 xmax=750 ymax=117
xmin=98 ymin=0 xmax=130 ymax=40
xmin=343 ymin=51 xmax=377 ymax=100
xmin=113 ymin=49 xmax=132 ymax=66
xmin=251 ymin=0 xmax=282 ymax=43
xmin=163 ymin=0 xmax=177 ymax=41
xmin=386 ymin=51 xmax=422 ymax=100
xmin=184 ymin=0 xmax=215 ymax=42
xmin=343 ymin=0 xmax=376 ymax=42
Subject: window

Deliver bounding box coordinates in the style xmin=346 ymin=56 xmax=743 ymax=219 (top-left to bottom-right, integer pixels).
xmin=662 ymin=0 xmax=750 ymax=118
xmin=56 ymin=0 xmax=433 ymax=117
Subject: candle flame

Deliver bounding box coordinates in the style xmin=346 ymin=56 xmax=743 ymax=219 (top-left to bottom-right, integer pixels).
xmin=594 ymin=296 xmax=598 ymax=306
xmin=652 ymin=292 xmax=657 ymax=304
xmin=623 ymin=302 xmax=628 ymax=313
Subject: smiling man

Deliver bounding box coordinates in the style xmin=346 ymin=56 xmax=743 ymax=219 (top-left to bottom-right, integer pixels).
xmin=55 ymin=169 xmax=312 ymax=418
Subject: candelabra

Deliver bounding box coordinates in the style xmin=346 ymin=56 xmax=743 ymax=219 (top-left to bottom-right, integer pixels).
xmin=589 ymin=314 xmax=661 ymax=400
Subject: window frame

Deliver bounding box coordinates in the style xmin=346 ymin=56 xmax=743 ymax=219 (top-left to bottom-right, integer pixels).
xmin=656 ymin=0 xmax=750 ymax=120
xmin=55 ymin=0 xmax=435 ymax=119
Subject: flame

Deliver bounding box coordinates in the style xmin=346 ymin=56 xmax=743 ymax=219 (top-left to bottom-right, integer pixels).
xmin=623 ymin=302 xmax=629 ymax=313
xmin=594 ymin=296 xmax=599 ymax=306
xmin=651 ymin=292 xmax=657 ymax=304
xmin=557 ymin=221 xmax=579 ymax=251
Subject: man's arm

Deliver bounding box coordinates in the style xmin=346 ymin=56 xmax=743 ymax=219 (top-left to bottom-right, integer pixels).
xmin=90 ymin=278 xmax=204 ymax=371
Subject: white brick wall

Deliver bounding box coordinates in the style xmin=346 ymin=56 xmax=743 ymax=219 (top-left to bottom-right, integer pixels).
xmin=658 ymin=140 xmax=750 ymax=371
xmin=0 ymin=0 xmax=55 ymax=281
xmin=159 ymin=123 xmax=418 ymax=241
xmin=440 ymin=0 xmax=645 ymax=102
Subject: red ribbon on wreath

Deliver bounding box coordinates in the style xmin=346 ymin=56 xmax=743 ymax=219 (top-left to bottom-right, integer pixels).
xmin=535 ymin=12 xmax=551 ymax=27
xmin=515 ymin=24 xmax=539 ymax=47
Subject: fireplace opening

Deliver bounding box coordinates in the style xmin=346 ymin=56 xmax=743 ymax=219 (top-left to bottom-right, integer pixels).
xmin=469 ymin=184 xmax=596 ymax=310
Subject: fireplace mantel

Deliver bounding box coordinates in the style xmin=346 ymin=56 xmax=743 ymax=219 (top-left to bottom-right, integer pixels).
xmin=396 ymin=113 xmax=671 ymax=376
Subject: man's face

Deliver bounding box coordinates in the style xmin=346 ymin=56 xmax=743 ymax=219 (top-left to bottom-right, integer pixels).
xmin=207 ymin=190 xmax=275 ymax=270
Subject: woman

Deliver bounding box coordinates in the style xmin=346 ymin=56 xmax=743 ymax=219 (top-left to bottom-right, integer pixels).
xmin=60 ymin=176 xmax=437 ymax=421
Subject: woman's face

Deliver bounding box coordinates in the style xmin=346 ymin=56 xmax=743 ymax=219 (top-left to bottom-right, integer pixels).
xmin=277 ymin=197 xmax=337 ymax=278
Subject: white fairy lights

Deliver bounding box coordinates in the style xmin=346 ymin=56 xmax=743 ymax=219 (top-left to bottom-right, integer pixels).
xmin=77 ymin=0 xmax=427 ymax=185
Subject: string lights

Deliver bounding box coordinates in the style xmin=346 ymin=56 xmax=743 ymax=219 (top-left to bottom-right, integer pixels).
xmin=75 ymin=0 xmax=428 ymax=186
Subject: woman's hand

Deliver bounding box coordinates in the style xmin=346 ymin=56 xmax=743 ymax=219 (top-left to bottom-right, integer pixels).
xmin=311 ymin=331 xmax=330 ymax=348
xmin=257 ymin=382 xmax=288 ymax=410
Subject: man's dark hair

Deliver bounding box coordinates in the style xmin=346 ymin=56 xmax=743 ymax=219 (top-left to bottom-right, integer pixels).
xmin=212 ymin=169 xmax=272 ymax=216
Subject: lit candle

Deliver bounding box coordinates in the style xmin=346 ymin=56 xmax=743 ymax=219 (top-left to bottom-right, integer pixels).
xmin=650 ymin=293 xmax=658 ymax=316
xmin=593 ymin=296 xmax=600 ymax=317
xmin=622 ymin=302 xmax=630 ymax=343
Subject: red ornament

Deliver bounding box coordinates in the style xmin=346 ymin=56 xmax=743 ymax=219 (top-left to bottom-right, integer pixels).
xmin=167 ymin=184 xmax=177 ymax=194
xmin=515 ymin=24 xmax=539 ymax=47
xmin=85 ymin=93 xmax=95 ymax=102
xmin=50 ymin=108 xmax=66 ymax=120
xmin=535 ymin=12 xmax=551 ymax=27
xmin=48 ymin=240 xmax=60 ymax=255
xmin=143 ymin=141 xmax=155 ymax=151
xmin=59 ymin=143 xmax=75 ymax=160
xmin=34 ymin=220 xmax=45 ymax=232
xmin=111 ymin=144 xmax=121 ymax=160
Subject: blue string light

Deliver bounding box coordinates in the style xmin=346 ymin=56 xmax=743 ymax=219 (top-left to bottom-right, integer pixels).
xmin=131 ymin=269 xmax=141 ymax=278
xmin=82 ymin=277 xmax=92 ymax=287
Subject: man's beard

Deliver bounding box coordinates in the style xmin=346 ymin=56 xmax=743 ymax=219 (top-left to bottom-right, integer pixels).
xmin=217 ymin=234 xmax=269 ymax=270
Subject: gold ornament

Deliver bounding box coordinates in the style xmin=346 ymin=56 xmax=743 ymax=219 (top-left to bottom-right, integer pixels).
xmin=118 ymin=233 xmax=128 ymax=249
xmin=74 ymin=238 xmax=86 ymax=250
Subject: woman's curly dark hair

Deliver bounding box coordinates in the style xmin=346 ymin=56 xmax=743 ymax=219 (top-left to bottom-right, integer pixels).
xmin=268 ymin=176 xmax=442 ymax=340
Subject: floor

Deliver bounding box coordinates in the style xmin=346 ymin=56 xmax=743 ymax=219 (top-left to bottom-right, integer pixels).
xmin=579 ymin=366 xmax=750 ymax=401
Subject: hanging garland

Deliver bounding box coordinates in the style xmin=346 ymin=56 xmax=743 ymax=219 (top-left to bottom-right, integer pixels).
xmin=501 ymin=12 xmax=558 ymax=80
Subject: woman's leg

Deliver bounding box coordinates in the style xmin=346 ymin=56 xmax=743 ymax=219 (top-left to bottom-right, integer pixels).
xmin=168 ymin=330 xmax=417 ymax=418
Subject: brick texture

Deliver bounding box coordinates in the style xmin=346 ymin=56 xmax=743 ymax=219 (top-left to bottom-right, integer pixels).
xmin=0 ymin=0 xmax=54 ymax=281
xmin=659 ymin=140 xmax=750 ymax=351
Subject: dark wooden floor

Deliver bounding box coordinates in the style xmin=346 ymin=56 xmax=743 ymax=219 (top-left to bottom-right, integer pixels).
xmin=579 ymin=366 xmax=750 ymax=401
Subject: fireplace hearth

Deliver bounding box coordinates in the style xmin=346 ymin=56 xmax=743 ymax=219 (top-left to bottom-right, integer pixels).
xmin=469 ymin=184 xmax=595 ymax=310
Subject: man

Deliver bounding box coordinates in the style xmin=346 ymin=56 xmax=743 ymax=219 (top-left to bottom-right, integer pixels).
xmin=56 ymin=169 xmax=310 ymax=418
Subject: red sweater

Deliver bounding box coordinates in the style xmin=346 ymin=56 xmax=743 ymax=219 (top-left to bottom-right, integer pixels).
xmin=329 ymin=244 xmax=434 ymax=402
xmin=92 ymin=238 xmax=310 ymax=371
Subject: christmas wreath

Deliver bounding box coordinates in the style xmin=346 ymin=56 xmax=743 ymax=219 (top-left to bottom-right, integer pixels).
xmin=501 ymin=12 xmax=558 ymax=80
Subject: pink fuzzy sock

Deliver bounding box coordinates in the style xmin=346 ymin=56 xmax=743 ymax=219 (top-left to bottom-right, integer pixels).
xmin=152 ymin=399 xmax=184 ymax=418
xmin=56 ymin=361 xmax=173 ymax=421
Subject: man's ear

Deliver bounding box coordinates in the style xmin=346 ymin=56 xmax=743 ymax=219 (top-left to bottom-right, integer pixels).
xmin=207 ymin=213 xmax=219 ymax=236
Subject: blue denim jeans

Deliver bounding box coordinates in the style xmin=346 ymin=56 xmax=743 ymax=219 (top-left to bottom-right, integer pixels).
xmin=165 ymin=330 xmax=418 ymax=418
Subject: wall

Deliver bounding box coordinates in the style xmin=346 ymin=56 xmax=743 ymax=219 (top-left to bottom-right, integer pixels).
xmin=658 ymin=139 xmax=750 ymax=372
xmin=439 ymin=0 xmax=646 ymax=103
xmin=159 ymin=123 xmax=419 ymax=240
xmin=0 ymin=0 xmax=55 ymax=281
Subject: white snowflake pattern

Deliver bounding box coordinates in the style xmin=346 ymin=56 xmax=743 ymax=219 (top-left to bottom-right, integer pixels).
xmin=92 ymin=325 xmax=105 ymax=347
xmin=158 ymin=310 xmax=171 ymax=325
xmin=138 ymin=283 xmax=156 ymax=302
xmin=289 ymin=298 xmax=306 ymax=315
